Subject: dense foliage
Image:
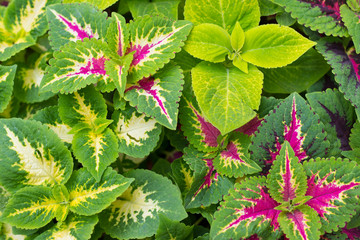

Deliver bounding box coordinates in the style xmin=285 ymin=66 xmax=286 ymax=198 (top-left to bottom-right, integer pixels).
xmin=1 ymin=0 xmax=360 ymax=239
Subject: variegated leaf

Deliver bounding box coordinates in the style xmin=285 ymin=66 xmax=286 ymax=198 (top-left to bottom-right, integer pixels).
xmin=250 ymin=93 xmax=329 ymax=170
xmin=2 ymin=186 xmax=65 ymax=229
xmin=0 ymin=65 xmax=16 ymax=113
xmin=278 ymin=205 xmax=321 ymax=240
xmin=0 ymin=223 xmax=29 ymax=240
xmin=0 ymin=119 xmax=73 ymax=192
xmin=303 ymin=158 xmax=360 ymax=233
xmin=118 ymin=153 xmax=147 ymax=172
xmin=72 ymin=128 xmax=118 ymax=181
xmin=171 ymin=158 xmax=195 ymax=198
xmin=112 ymin=104 xmax=162 ymax=158
xmin=58 ymin=85 xmax=112 ymax=134
xmin=33 ymin=213 xmax=98 ymax=240
xmin=99 ymin=169 xmax=187 ymax=239
xmin=32 ymin=106 xmax=74 ymax=145
xmin=267 ymin=141 xmax=307 ymax=204
xmin=46 ymin=3 xmax=108 ymax=50
xmin=41 ymin=38 xmax=112 ymax=94
xmin=126 ymin=15 xmax=192 ymax=81
xmin=210 ymin=177 xmax=282 ymax=240
xmin=125 ymin=64 xmax=183 ymax=130
xmin=14 ymin=52 xmax=55 ymax=103
xmin=106 ymin=12 xmax=128 ymax=58
xmin=66 ymin=168 xmax=133 ymax=216
xmin=16 ymin=97 xmax=58 ymax=120
xmin=213 ymin=132 xmax=261 ymax=178
xmin=0 ymin=96 xmax=20 ymax=118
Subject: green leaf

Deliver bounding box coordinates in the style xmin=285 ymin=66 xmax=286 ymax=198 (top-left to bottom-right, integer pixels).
xmin=2 ymin=186 xmax=64 ymax=229
xmin=241 ymin=24 xmax=316 ymax=68
xmin=231 ymin=22 xmax=245 ymax=52
xmin=62 ymin=0 xmax=118 ymax=10
xmin=106 ymin=12 xmax=129 ymax=59
xmin=267 ymin=141 xmax=307 ymax=204
xmin=155 ymin=215 xmax=193 ymax=240
xmin=58 ymin=85 xmax=112 ymax=134
xmin=340 ymin=5 xmax=360 ymax=54
xmin=128 ymin=0 xmax=180 ymax=20
xmin=0 ymin=65 xmax=16 ymax=113
xmin=33 ymin=213 xmax=98 ymax=240
xmin=0 ymin=223 xmax=29 ymax=240
xmin=184 ymin=0 xmax=260 ymax=33
xmin=0 ymin=119 xmax=73 ymax=192
xmin=259 ymin=0 xmax=283 ymax=16
xmin=184 ymin=23 xmax=231 ymax=63
xmin=278 ymin=205 xmax=321 ymax=240
xmin=171 ymin=158 xmax=194 ymax=198
xmin=232 ymin=55 xmax=248 ymax=73
xmin=112 ymin=105 xmax=162 ymax=158
xmin=276 ymin=11 xmax=296 ymax=26
xmin=66 ymin=168 xmax=133 ymax=216
xmin=99 ymin=169 xmax=187 ymax=239
xmin=191 ymin=62 xmax=263 ymax=135
xmin=261 ymin=48 xmax=330 ymax=93
xmin=41 ymin=38 xmax=112 ymax=94
xmin=72 ymin=128 xmax=118 ymax=181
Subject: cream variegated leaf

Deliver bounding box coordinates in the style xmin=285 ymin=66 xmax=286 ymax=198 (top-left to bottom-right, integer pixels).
xmin=0 ymin=65 xmax=17 ymax=113
xmin=0 ymin=119 xmax=73 ymax=193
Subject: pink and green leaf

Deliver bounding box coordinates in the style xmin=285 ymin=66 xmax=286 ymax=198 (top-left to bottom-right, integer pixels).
xmin=46 ymin=2 xmax=108 ymax=50
xmin=106 ymin=12 xmax=129 ymax=58
xmin=126 ymin=15 xmax=192 ymax=81
xmin=0 ymin=65 xmax=16 ymax=113
xmin=235 ymin=116 xmax=262 ymax=136
xmin=303 ymin=158 xmax=360 ymax=233
xmin=278 ymin=205 xmax=321 ymax=240
xmin=210 ymin=177 xmax=282 ymax=240
xmin=267 ymin=141 xmax=307 ymax=204
xmin=125 ymin=64 xmax=184 ymax=130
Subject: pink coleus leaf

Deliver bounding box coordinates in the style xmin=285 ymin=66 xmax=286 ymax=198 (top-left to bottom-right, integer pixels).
xmin=106 ymin=12 xmax=129 ymax=58
xmin=235 ymin=116 xmax=262 ymax=136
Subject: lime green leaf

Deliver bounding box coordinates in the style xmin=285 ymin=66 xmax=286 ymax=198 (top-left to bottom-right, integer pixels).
xmin=0 ymin=65 xmax=16 ymax=113
xmin=155 ymin=215 xmax=194 ymax=240
xmin=191 ymin=62 xmax=263 ymax=135
xmin=62 ymin=0 xmax=118 ymax=10
xmin=72 ymin=128 xmax=118 ymax=181
xmin=0 ymin=119 xmax=73 ymax=192
xmin=184 ymin=0 xmax=260 ymax=33
xmin=66 ymin=168 xmax=133 ymax=216
xmin=99 ymin=169 xmax=187 ymax=239
xmin=184 ymin=23 xmax=231 ymax=63
xmin=33 ymin=213 xmax=98 ymax=240
xmin=58 ymin=85 xmax=112 ymax=134
xmin=2 ymin=186 xmax=64 ymax=229
xmin=231 ymin=22 xmax=245 ymax=51
xmin=128 ymin=0 xmax=180 ymax=20
xmin=233 ymin=55 xmax=248 ymax=73
xmin=241 ymin=24 xmax=316 ymax=68
xmin=112 ymin=105 xmax=162 ymax=158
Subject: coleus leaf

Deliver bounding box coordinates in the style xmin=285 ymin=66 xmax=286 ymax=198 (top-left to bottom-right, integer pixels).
xmin=267 ymin=141 xmax=307 ymax=204
xmin=303 ymin=158 xmax=360 ymax=233
xmin=155 ymin=214 xmax=194 ymax=240
xmin=41 ymin=38 xmax=111 ymax=94
xmin=184 ymin=0 xmax=260 ymax=33
xmin=316 ymin=38 xmax=360 ymax=119
xmin=210 ymin=176 xmax=282 ymax=240
xmin=58 ymin=85 xmax=112 ymax=134
xmin=340 ymin=5 xmax=360 ymax=54
xmin=259 ymin=0 xmax=283 ymax=16
xmin=127 ymin=0 xmax=180 ymax=20
xmin=192 ymin=62 xmax=263 ymax=135
xmin=72 ymin=128 xmax=118 ymax=181
xmin=213 ymin=132 xmax=262 ymax=178
xmin=271 ymin=0 xmax=348 ymax=37
xmin=14 ymin=52 xmax=55 ymax=103
xmin=99 ymin=169 xmax=187 ymax=239
xmin=0 ymin=119 xmax=73 ymax=193
xmin=171 ymin=158 xmax=195 ymax=198
xmin=65 ymin=168 xmax=134 ymax=216
xmin=278 ymin=205 xmax=321 ymax=240
xmin=125 ymin=64 xmax=183 ymax=130
xmin=342 ymin=121 xmax=360 ymax=162
xmin=46 ymin=2 xmax=108 ymax=51
xmin=0 ymin=223 xmax=29 ymax=240
xmin=0 ymin=64 xmax=16 ymax=113
xmin=250 ymin=93 xmax=329 ymax=169
xmin=62 ymin=0 xmax=118 ymax=10
xmin=33 ymin=213 xmax=98 ymax=240
xmin=126 ymin=15 xmax=192 ymax=81
xmin=111 ymin=105 xmax=162 ymax=158
xmin=106 ymin=12 xmax=129 ymax=59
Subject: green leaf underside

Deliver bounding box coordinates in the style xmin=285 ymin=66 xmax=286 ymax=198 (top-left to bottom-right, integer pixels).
xmin=33 ymin=213 xmax=98 ymax=240
xmin=41 ymin=38 xmax=111 ymax=94
xmin=66 ymin=168 xmax=133 ymax=216
xmin=259 ymin=0 xmax=283 ymax=16
xmin=127 ymin=15 xmax=192 ymax=82
xmin=58 ymin=85 xmax=111 ymax=133
xmin=62 ymin=0 xmax=118 ymax=10
xmin=184 ymin=23 xmax=231 ymax=63
xmin=46 ymin=2 xmax=108 ymax=51
xmin=341 ymin=5 xmax=360 ymax=54
xmin=192 ymin=62 xmax=263 ymax=135
xmin=184 ymin=0 xmax=260 ymax=33
xmin=271 ymin=0 xmax=348 ymax=37
xmin=72 ymin=128 xmax=118 ymax=181
xmin=241 ymin=24 xmax=316 ymax=68
xmin=0 ymin=65 xmax=17 ymax=113
xmin=99 ymin=169 xmax=187 ymax=239
xmin=112 ymin=105 xmax=162 ymax=158
xmin=0 ymin=119 xmax=73 ymax=192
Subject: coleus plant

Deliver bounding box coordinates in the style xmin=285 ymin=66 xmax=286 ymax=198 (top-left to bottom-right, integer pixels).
xmin=1 ymin=0 xmax=360 ymax=239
